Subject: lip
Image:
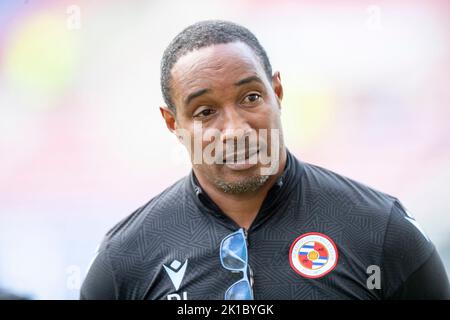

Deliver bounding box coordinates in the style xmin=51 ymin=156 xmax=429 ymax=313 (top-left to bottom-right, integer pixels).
xmin=224 ymin=161 xmax=258 ymax=171
xmin=224 ymin=149 xmax=259 ymax=171
xmin=223 ymin=148 xmax=259 ymax=163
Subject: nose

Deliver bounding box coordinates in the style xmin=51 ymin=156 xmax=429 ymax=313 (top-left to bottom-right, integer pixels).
xmin=220 ymin=105 xmax=253 ymax=144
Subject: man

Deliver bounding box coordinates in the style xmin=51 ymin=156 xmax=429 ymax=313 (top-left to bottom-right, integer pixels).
xmin=80 ymin=20 xmax=450 ymax=300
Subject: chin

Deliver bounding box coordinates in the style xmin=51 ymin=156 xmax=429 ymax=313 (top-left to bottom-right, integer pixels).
xmin=213 ymin=169 xmax=270 ymax=194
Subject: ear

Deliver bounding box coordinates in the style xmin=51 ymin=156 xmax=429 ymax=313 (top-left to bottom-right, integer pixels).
xmin=272 ymin=71 xmax=283 ymax=108
xmin=159 ymin=106 xmax=177 ymax=133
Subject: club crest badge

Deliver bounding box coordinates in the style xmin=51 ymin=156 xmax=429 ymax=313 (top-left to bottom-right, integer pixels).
xmin=289 ymin=232 xmax=338 ymax=278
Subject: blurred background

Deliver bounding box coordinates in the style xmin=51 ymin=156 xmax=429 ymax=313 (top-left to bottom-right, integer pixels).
xmin=0 ymin=0 xmax=449 ymax=299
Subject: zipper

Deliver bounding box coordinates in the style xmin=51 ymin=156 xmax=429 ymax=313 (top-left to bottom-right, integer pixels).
xmin=243 ymin=228 xmax=249 ymax=247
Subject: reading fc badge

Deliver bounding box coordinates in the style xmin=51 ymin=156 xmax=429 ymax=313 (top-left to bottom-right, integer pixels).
xmin=289 ymin=232 xmax=338 ymax=278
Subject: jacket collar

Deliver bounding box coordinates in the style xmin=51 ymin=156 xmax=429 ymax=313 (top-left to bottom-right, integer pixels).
xmin=185 ymin=148 xmax=304 ymax=231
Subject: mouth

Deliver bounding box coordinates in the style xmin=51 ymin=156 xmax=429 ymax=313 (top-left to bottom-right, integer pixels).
xmin=223 ymin=148 xmax=260 ymax=171
xmin=223 ymin=148 xmax=259 ymax=163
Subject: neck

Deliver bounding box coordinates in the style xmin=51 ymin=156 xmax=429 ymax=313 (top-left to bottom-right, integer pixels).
xmin=194 ymin=148 xmax=287 ymax=230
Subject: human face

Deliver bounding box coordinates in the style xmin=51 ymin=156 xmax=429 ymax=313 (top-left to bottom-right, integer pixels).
xmin=160 ymin=41 xmax=284 ymax=194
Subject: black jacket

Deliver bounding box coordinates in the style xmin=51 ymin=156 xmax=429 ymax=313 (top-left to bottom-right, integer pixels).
xmin=80 ymin=150 xmax=450 ymax=300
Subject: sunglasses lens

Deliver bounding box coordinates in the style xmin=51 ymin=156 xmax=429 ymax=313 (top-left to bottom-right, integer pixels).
xmin=225 ymin=279 xmax=253 ymax=300
xmin=221 ymin=231 xmax=247 ymax=269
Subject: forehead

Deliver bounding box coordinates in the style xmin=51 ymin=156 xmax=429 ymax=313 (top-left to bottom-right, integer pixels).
xmin=170 ymin=42 xmax=267 ymax=96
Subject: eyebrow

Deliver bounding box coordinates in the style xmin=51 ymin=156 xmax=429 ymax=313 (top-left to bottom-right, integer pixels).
xmin=234 ymin=75 xmax=264 ymax=86
xmin=184 ymin=76 xmax=264 ymax=106
xmin=185 ymin=88 xmax=210 ymax=106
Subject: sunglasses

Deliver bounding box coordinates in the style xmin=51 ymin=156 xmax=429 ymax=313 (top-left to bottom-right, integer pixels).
xmin=220 ymin=228 xmax=254 ymax=300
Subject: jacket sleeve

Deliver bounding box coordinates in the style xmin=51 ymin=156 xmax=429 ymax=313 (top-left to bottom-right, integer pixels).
xmin=79 ymin=244 xmax=117 ymax=300
xmin=382 ymin=200 xmax=450 ymax=299
xmin=389 ymin=248 xmax=450 ymax=299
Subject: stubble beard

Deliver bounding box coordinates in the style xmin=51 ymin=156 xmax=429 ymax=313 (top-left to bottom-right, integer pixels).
xmin=213 ymin=173 xmax=270 ymax=194
xmin=193 ymin=163 xmax=271 ymax=195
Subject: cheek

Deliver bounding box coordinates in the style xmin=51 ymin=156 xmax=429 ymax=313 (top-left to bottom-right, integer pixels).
xmin=252 ymin=105 xmax=279 ymax=129
xmin=184 ymin=125 xmax=222 ymax=161
xmin=252 ymin=105 xmax=282 ymax=148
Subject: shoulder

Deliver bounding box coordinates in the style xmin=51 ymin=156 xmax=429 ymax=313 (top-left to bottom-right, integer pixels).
xmin=301 ymin=162 xmax=395 ymax=215
xmin=82 ymin=176 xmax=191 ymax=299
xmin=104 ymin=176 xmax=188 ymax=245
xmin=300 ymin=161 xmax=432 ymax=244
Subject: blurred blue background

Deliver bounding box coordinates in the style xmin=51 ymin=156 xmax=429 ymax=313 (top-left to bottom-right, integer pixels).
xmin=0 ymin=0 xmax=449 ymax=299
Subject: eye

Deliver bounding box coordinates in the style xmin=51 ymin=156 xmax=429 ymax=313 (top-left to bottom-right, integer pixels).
xmin=193 ymin=108 xmax=216 ymax=118
xmin=242 ymin=93 xmax=262 ymax=105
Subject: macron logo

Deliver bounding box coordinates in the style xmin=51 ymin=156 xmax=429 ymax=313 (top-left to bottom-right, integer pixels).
xmin=163 ymin=259 xmax=188 ymax=291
